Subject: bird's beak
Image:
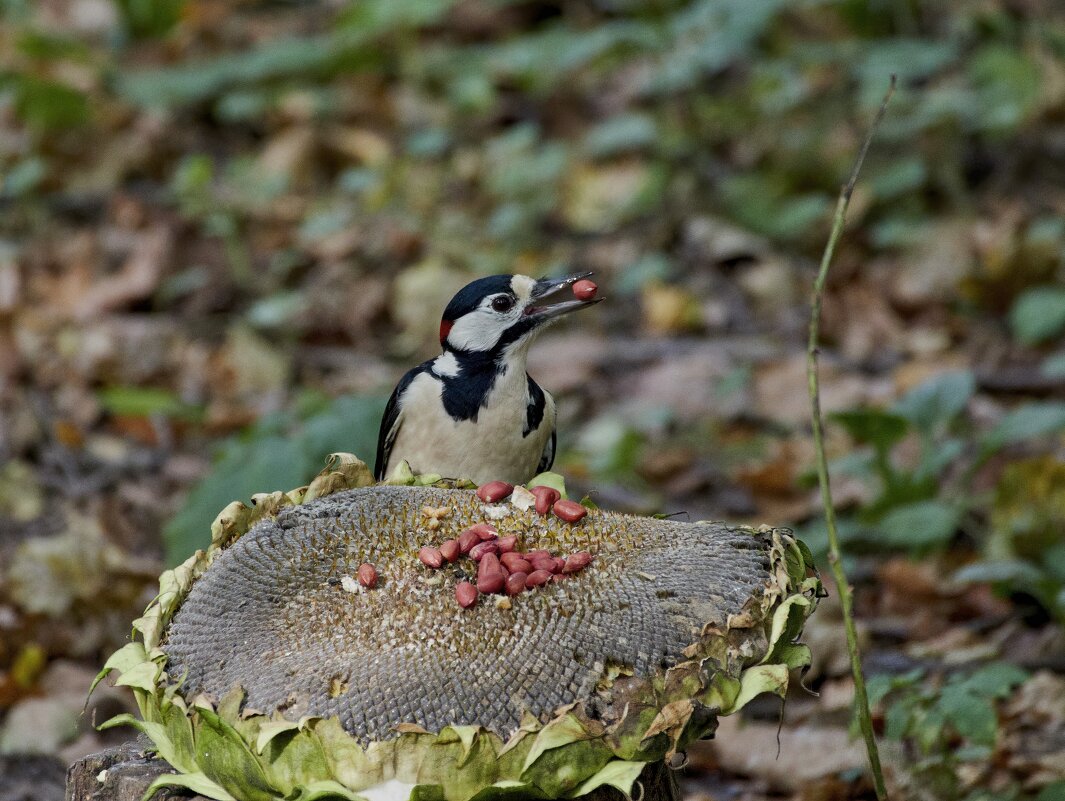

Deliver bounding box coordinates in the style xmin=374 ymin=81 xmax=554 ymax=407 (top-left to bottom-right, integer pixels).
xmin=524 ymin=272 xmax=602 ymax=322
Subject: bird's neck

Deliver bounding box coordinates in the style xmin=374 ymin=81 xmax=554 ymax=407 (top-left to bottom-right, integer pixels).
xmin=436 ymin=342 xmax=530 ymax=383
xmin=431 ymin=344 xmax=530 ymax=422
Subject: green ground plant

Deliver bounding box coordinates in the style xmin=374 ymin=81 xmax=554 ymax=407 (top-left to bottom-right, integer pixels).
xmin=866 ymin=663 xmax=1044 ymax=801
xmin=806 ymin=373 xmax=1065 ymax=621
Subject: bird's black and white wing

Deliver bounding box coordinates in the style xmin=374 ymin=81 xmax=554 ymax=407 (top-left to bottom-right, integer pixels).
xmin=537 ymin=428 xmax=556 ymax=474
xmin=374 ymin=366 xmax=423 ymax=480
xmin=530 ymin=380 xmax=556 ymax=474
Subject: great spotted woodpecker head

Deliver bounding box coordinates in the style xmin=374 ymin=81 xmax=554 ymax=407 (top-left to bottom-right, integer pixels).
xmin=438 ymin=273 xmax=600 ymax=357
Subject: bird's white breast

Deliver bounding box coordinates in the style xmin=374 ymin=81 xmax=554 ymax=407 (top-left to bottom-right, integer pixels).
xmin=386 ymin=369 xmax=555 ymax=485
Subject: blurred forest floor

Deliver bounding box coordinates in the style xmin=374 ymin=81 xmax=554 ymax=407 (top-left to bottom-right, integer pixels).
xmin=1 ymin=1 xmax=1064 ymax=800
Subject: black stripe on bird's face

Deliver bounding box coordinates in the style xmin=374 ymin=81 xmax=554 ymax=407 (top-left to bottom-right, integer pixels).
xmin=440 ymin=275 xmax=536 ymax=354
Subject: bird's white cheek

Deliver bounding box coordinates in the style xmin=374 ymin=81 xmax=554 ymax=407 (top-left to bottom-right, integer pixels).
xmin=447 ymin=312 xmax=505 ymax=352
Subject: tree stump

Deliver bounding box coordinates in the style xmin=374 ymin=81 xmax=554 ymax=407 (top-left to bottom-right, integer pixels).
xmin=65 ymin=739 xmax=204 ymax=801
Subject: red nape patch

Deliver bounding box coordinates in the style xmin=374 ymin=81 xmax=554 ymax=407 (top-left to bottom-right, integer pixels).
xmin=439 ymin=319 xmax=454 ymax=343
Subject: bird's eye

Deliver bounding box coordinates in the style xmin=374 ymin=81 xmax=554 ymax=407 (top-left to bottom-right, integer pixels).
xmin=491 ymin=295 xmax=514 ymax=313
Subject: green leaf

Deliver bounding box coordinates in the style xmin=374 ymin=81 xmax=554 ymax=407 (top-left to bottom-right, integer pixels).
xmin=526 ymin=472 xmax=567 ymax=499
xmin=938 ymin=686 xmax=997 ymax=747
xmin=163 ymin=395 xmax=385 ymax=565
xmin=760 ymin=595 xmax=811 ymax=665
xmin=288 ymin=780 xmax=366 ymax=801
xmin=520 ymin=714 xmax=613 ymax=797
xmin=884 ymin=694 xmax=918 ymax=741
xmin=440 ymin=725 xmax=481 ymax=764
xmin=914 ymin=704 xmax=948 ymax=753
xmin=522 ymin=715 xmax=593 ymax=772
xmin=114 ymin=0 xmax=183 ymax=38
xmin=336 ymin=0 xmax=457 ymax=35
xmin=893 ymin=371 xmax=975 ymax=432
xmin=830 ymin=409 xmax=909 ymax=449
xmin=915 ymin=438 xmax=965 ymax=482
xmin=98 ymin=386 xmax=204 ymax=421
xmin=772 ymin=643 xmax=812 ymax=671
xmin=865 ymin=675 xmax=896 ymax=710
xmin=521 ymin=738 xmax=613 ymax=798
xmin=855 ymin=38 xmax=958 ymax=109
xmin=828 ymin=450 xmax=877 ymax=480
xmin=968 ymin=44 xmax=1042 ymax=133
xmin=876 ymin=500 xmax=960 ymax=551
xmin=1009 ymin=287 xmax=1065 ymax=346
xmin=260 ymin=727 xmax=333 ymax=797
xmin=160 ymin=700 xmax=199 ymax=773
xmin=727 ymin=664 xmax=789 ymax=714
xmin=91 ymin=641 xmax=148 ymax=694
xmin=97 ymin=712 xmax=144 ymax=733
xmin=11 ymin=75 xmax=90 ymax=131
xmin=953 ymin=559 xmax=1045 ymax=586
xmin=467 ymin=781 xmax=547 ymax=801
xmin=101 ymin=712 xmax=200 ymax=775
xmin=982 ymin=403 xmax=1065 ymax=453
xmin=256 ymin=719 xmax=302 ymax=753
xmin=718 ymin=173 xmax=829 ymax=242
xmin=195 ymin=707 xmax=280 ymax=801
xmin=1036 ymin=781 xmax=1065 ymax=801
xmin=570 ymin=760 xmax=647 ymax=797
xmin=164 ymin=434 xmax=311 ymax=563
xmin=119 ymin=34 xmax=360 ymax=108
xmin=583 ymin=114 xmax=658 ymax=158
xmin=1041 ymin=354 xmax=1065 ymax=379
xmin=114 ymin=660 xmax=162 ymax=693
xmin=1043 ymin=544 xmax=1065 ymax=583
xmin=869 ymin=157 xmax=927 ymax=200
xmin=956 ymin=663 xmax=1029 ymax=699
xmin=1 ymin=156 xmax=46 ymax=197
xmin=16 ymin=30 xmax=92 ymax=60
xmin=143 ymin=772 xmax=236 ymax=801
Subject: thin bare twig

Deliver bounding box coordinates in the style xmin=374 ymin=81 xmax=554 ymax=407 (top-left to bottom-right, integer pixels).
xmin=807 ymin=75 xmax=897 ymax=801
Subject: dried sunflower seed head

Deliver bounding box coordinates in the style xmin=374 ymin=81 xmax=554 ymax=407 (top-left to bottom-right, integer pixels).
xmin=95 ymin=454 xmax=820 ymax=801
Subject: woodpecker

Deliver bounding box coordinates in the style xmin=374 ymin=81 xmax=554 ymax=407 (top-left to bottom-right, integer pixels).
xmin=374 ymin=273 xmax=601 ymax=485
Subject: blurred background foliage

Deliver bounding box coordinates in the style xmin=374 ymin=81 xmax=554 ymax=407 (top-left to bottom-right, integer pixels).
xmin=1 ymin=1 xmax=1064 ymax=798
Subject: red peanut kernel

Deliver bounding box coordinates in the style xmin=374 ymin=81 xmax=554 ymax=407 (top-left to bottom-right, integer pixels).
xmin=496 ymin=535 xmax=517 ymax=553
xmin=455 ymin=581 xmax=478 ymax=609
xmin=440 ymin=539 xmax=460 ymax=563
xmin=572 ymin=279 xmax=598 ymax=301
xmin=418 ymin=546 xmax=443 ymax=568
xmin=357 ymin=563 xmax=377 ymax=588
xmin=468 ymin=523 xmax=498 ymax=541
xmin=562 ymin=551 xmax=593 ymax=574
xmin=476 ymin=553 xmax=506 ymax=594
xmin=529 ymin=486 xmax=561 ymax=516
xmin=500 ymin=552 xmax=533 ymax=574
xmin=552 ymin=499 xmax=588 ymax=523
xmin=528 ymin=556 xmax=556 ymax=574
xmin=470 ymin=541 xmax=500 ymax=562
xmin=525 ymin=570 xmax=552 ymax=587
xmin=476 ymin=481 xmax=514 ymax=503
xmin=505 ymin=572 xmax=528 ymax=596
xmin=458 ymin=529 xmax=480 ymax=554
